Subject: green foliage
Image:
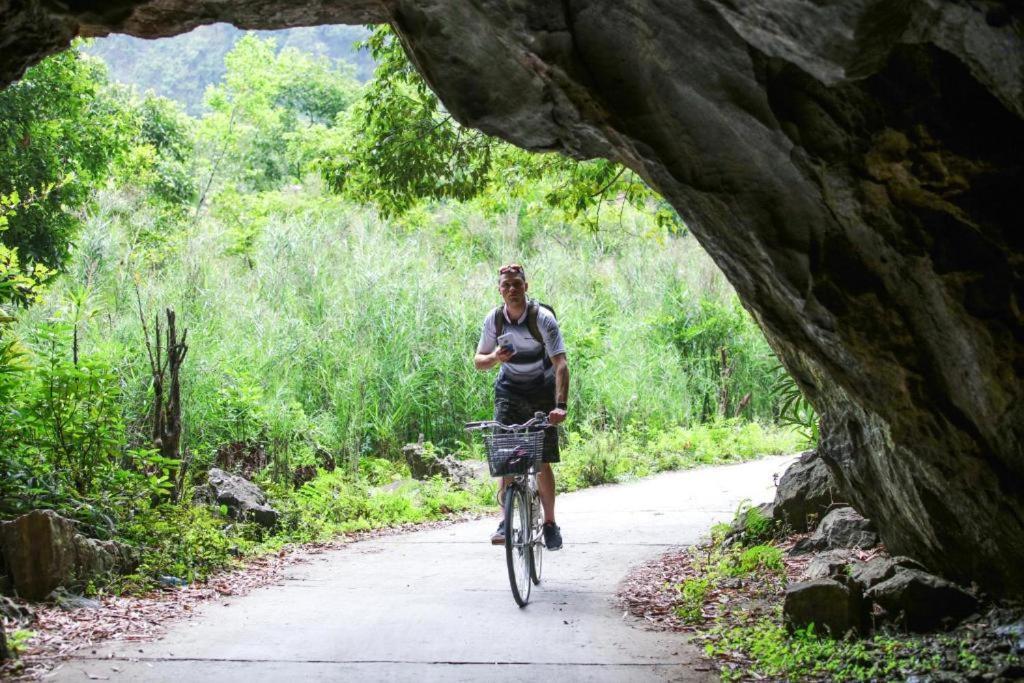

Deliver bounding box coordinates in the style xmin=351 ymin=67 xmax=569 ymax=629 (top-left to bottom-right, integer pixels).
xmin=272 ymin=466 xmax=481 ymax=541
xmin=666 ymin=503 xmax=789 ymax=631
xmin=724 ymin=499 xmax=783 ymax=548
xmin=18 ymin=322 xmax=124 ymax=495
xmin=115 ymin=92 xmax=197 ymax=210
xmin=118 ymin=504 xmax=243 ymax=588
xmin=735 ymin=545 xmax=784 ymax=575
xmin=319 ymin=26 xmax=493 ymax=215
xmin=702 ymin=616 xmax=1023 ymax=682
xmin=197 ymin=34 xmax=361 ymax=194
xmin=557 ymin=421 xmax=804 ymax=493
xmin=769 ymin=364 xmax=820 ymax=446
xmin=657 ymin=295 xmax=779 ymax=421
xmin=0 ymin=196 xmax=57 ymax=418
xmin=0 ymin=44 xmax=130 ymax=270
xmin=676 ymin=578 xmax=711 ymax=623
xmin=320 ymin=25 xmax=682 ymax=233
xmin=6 ymin=628 xmax=35 ymax=656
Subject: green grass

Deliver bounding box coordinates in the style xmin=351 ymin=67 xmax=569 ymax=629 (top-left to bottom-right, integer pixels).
xmin=557 ymin=420 xmax=806 ymax=492
xmin=703 ymin=616 xmax=1023 ymax=682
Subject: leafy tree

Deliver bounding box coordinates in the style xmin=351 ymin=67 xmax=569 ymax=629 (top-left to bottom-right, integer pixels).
xmin=321 ymin=25 xmax=683 ymax=232
xmin=0 ymin=196 xmax=55 ymax=415
xmin=319 ymin=27 xmax=494 ymax=215
xmin=126 ymin=93 xmax=197 ymax=207
xmin=0 ymin=45 xmax=130 ymax=270
xmin=197 ymin=34 xmax=362 ymax=194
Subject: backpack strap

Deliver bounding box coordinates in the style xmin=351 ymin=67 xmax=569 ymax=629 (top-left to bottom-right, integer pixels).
xmin=526 ymin=301 xmax=553 ymax=369
xmin=525 ymin=301 xmax=544 ymax=347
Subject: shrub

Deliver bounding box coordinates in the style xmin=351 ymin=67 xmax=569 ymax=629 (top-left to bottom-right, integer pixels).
xmin=676 ymin=577 xmax=711 ymax=623
xmin=117 ymin=504 xmax=244 ymax=589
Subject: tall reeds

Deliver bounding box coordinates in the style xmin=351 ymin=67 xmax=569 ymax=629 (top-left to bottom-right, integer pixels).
xmin=25 ymin=191 xmax=780 ymax=469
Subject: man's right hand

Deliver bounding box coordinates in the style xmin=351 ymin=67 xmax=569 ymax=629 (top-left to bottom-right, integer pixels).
xmin=494 ymin=347 xmax=515 ymax=363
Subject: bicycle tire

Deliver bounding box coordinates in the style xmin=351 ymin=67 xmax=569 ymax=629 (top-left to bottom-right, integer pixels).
xmin=504 ymin=485 xmax=532 ymax=607
xmin=530 ymin=488 xmax=543 ymax=585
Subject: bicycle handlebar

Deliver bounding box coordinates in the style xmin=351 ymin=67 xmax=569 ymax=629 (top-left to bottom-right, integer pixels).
xmin=465 ymin=411 xmax=549 ymax=432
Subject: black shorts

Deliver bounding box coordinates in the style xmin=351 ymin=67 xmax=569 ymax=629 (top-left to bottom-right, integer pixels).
xmin=494 ymin=386 xmax=560 ymax=463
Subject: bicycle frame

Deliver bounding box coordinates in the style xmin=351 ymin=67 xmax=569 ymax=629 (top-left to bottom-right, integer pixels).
xmin=466 ymin=412 xmax=549 ymax=606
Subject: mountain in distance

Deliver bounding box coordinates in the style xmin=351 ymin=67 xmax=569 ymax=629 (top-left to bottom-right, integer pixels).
xmin=85 ymin=23 xmax=373 ymax=115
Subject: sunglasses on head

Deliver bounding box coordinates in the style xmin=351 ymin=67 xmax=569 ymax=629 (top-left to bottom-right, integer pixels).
xmin=499 ymin=263 xmax=524 ymax=276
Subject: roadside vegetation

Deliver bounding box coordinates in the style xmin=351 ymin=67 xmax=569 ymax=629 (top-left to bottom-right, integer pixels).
xmin=620 ymin=506 xmax=1023 ymax=681
xmin=0 ymin=28 xmax=812 ymax=602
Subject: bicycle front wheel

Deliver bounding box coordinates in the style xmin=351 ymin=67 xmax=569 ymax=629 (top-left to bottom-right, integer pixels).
xmin=504 ymin=486 xmax=532 ymax=607
xmin=530 ymin=489 xmax=543 ymax=585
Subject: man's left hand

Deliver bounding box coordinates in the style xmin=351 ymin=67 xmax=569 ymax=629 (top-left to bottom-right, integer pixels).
xmin=549 ymin=408 xmax=567 ymax=425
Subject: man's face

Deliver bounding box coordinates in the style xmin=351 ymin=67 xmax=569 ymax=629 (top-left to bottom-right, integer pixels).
xmin=498 ymin=272 xmax=528 ymax=307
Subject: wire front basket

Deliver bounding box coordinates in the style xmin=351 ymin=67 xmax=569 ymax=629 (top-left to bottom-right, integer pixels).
xmin=483 ymin=429 xmax=545 ymax=476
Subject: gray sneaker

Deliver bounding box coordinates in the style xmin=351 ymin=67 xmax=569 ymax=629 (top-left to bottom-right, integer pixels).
xmin=543 ymin=522 xmax=563 ymax=550
xmin=490 ymin=520 xmax=506 ymax=545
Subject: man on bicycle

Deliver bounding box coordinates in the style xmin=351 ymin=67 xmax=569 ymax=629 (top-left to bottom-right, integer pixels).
xmin=474 ymin=263 xmax=569 ymax=550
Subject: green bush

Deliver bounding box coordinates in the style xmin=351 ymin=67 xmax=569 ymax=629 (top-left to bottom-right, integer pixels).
xmin=117 ymin=504 xmax=244 ymax=589
xmin=22 ymin=323 xmax=124 ymax=495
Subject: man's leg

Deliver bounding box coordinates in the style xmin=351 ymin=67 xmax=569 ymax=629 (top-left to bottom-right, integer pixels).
xmin=491 ymin=391 xmax=526 ymax=544
xmin=537 ymin=462 xmax=556 ymax=523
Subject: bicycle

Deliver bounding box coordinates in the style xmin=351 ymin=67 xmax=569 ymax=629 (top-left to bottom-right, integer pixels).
xmin=465 ymin=411 xmax=549 ymax=607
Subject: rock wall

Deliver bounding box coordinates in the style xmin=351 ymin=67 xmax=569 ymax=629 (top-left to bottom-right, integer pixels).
xmin=1 ymin=1 xmax=1021 ymax=592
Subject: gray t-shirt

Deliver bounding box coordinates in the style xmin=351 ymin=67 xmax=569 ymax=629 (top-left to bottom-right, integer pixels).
xmin=477 ymin=304 xmax=566 ymax=388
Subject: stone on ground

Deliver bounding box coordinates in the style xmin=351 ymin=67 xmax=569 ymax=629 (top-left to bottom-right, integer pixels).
xmin=849 ymin=555 xmax=926 ymax=591
xmin=198 ymin=468 xmax=279 ymax=528
xmin=866 ymin=568 xmax=979 ymax=632
xmin=772 ymin=450 xmax=843 ymax=532
xmin=402 ymin=442 xmax=483 ymax=488
xmin=797 ymin=549 xmax=857 ymax=582
xmin=791 ymin=506 xmax=878 ymax=555
xmin=784 ymin=577 xmax=868 ymax=637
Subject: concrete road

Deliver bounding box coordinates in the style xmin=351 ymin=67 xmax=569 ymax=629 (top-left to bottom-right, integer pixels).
xmin=50 ymin=455 xmax=794 ymax=682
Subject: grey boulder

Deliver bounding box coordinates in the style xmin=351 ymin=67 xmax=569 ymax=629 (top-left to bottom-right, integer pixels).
xmin=797 ymin=549 xmax=857 ymax=582
xmin=784 ymin=577 xmax=868 ymax=637
xmin=791 ymin=507 xmax=879 ymax=555
xmin=403 ymin=442 xmax=484 ymax=489
xmin=772 ymin=450 xmax=843 ymax=532
xmin=200 ymin=468 xmax=279 ymax=528
xmin=866 ymin=568 xmax=979 ymax=632
xmin=849 ymin=555 xmax=927 ymax=591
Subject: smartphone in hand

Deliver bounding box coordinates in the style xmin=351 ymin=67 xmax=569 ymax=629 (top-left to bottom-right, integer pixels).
xmin=497 ymin=332 xmax=515 ymax=354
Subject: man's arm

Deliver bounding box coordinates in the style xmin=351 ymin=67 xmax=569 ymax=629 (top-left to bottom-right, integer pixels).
xmin=474 ymin=311 xmax=511 ymax=369
xmin=549 ymin=352 xmax=569 ymax=425
xmin=475 ymin=347 xmax=513 ymax=370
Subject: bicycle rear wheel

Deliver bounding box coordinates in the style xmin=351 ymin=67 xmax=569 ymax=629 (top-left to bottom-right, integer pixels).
xmin=530 ymin=488 xmax=543 ymax=585
xmin=504 ymin=486 xmax=532 ymax=607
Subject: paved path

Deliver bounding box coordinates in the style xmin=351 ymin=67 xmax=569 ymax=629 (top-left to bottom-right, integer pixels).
xmin=51 ymin=455 xmax=794 ymax=682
